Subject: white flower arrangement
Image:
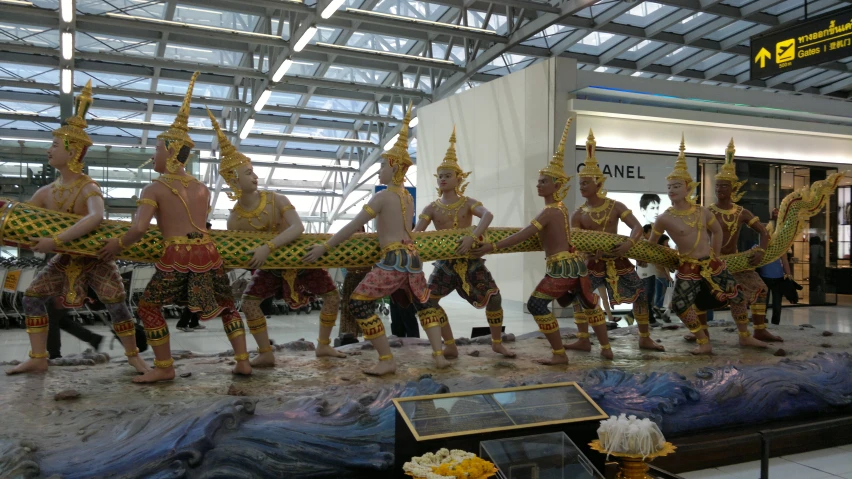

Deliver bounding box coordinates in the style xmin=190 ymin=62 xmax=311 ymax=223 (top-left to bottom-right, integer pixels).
xmin=402 ymin=448 xmax=479 ymax=479
xmin=597 ymin=414 xmax=666 ymax=459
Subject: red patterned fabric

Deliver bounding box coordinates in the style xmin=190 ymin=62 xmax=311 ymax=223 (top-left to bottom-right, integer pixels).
xmin=533 ymin=274 xmax=598 ymax=309
xmin=587 ymin=256 xmax=635 ymax=277
xmin=352 ymin=266 xmax=429 ymax=308
xmin=25 ymin=254 xmax=126 ymax=309
xmin=243 ymin=269 xmax=336 ymax=308
xmin=732 ymin=269 xmax=767 ymax=304
xmin=156 ymin=237 xmax=223 ymax=273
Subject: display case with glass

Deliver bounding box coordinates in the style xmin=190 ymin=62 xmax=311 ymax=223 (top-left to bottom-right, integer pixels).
xmin=480 ymin=432 xmax=604 ymax=479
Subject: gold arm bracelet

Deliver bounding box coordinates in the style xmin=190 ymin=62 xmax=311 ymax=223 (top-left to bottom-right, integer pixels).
xmin=469 ymin=201 xmax=483 ymax=212
xmin=748 ymin=216 xmax=760 ymax=226
xmin=530 ymin=219 xmax=544 ymax=231
xmin=652 ymin=227 xmax=663 ymax=235
xmin=118 ymin=236 xmax=127 ymax=249
xmin=363 ymin=204 xmax=377 ymax=218
xmin=620 ymin=209 xmax=632 ymax=220
xmin=52 ymin=231 xmax=65 ymax=245
xmin=136 ymin=198 xmax=158 ymax=209
xmin=322 ymin=241 xmax=332 ymax=251
xmin=707 ymin=215 xmax=717 ymax=226
xmin=418 ymin=213 xmax=430 ymax=221
xmin=266 ymin=241 xmax=277 ymax=251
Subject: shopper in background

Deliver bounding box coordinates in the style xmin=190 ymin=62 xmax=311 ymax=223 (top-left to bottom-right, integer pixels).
xmin=653 ymin=234 xmax=673 ymax=323
xmin=635 ymin=225 xmax=657 ymax=326
xmin=46 ymin=295 xmax=103 ymax=359
xmin=390 ymin=301 xmax=420 ymax=338
xmin=759 ymin=209 xmax=792 ymax=325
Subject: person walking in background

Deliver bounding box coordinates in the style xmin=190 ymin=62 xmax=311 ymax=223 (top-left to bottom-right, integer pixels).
xmin=635 ymin=224 xmax=657 ymax=326
xmin=46 ymin=296 xmax=103 ymax=359
xmin=759 ymin=210 xmax=792 ymax=325
xmin=389 ymin=301 xmax=421 ymax=338
xmin=653 ymin=234 xmax=673 ymax=323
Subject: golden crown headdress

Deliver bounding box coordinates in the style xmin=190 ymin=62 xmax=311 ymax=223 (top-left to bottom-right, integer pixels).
xmin=714 ymin=138 xmax=747 ymax=202
xmin=158 ymin=71 xmax=199 ymax=173
xmin=666 ymin=134 xmax=700 ymax=204
xmin=382 ymin=101 xmax=413 ymax=186
xmin=539 ymin=118 xmax=573 ymax=202
xmin=578 ymin=128 xmax=607 ymax=198
xmin=207 ymin=108 xmax=252 ymax=201
xmin=52 ymin=79 xmax=94 ymax=174
xmin=434 ymin=126 xmax=471 ymax=196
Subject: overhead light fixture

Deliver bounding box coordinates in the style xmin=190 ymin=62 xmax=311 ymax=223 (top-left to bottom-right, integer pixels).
xmin=631 ymin=72 xmax=642 ymax=77
xmin=271 ymin=58 xmax=293 ymax=82
xmin=61 ymin=31 xmax=73 ymax=60
xmin=60 ymin=0 xmax=72 ymax=22
xmin=383 ymin=134 xmax=399 ymax=151
xmin=293 ymin=25 xmax=316 ymax=53
xmin=408 ymin=117 xmax=418 ymax=128
xmin=254 ymin=89 xmax=272 ymax=112
xmin=239 ymin=118 xmax=255 ymax=140
xmin=61 ymin=68 xmax=72 ymax=94
xmin=321 ymin=0 xmax=346 ymax=19
xmin=0 ymin=0 xmax=34 ymax=5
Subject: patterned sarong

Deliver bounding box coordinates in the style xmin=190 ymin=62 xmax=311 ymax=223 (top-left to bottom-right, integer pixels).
xmin=428 ymin=258 xmax=499 ymax=309
xmin=244 ymin=269 xmax=336 ymax=309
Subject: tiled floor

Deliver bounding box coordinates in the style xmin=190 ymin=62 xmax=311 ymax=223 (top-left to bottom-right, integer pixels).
xmin=680 ymin=446 xmax=852 ymax=479
xmin=1 ymin=295 xmax=851 ymax=361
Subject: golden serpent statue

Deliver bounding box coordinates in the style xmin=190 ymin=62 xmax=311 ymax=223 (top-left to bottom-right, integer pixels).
xmin=0 ymin=172 xmax=843 ymax=271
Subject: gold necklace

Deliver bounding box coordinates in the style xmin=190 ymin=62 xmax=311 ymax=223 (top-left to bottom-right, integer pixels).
xmin=52 ymin=175 xmax=90 ymax=212
xmin=667 ymin=205 xmax=700 ymax=229
xmin=433 ymin=195 xmax=467 ymax=229
xmin=580 ymin=198 xmax=615 ymax=227
xmin=709 ymin=204 xmax=742 ymax=247
xmin=387 ymin=184 xmax=411 ymax=233
xmin=234 ymin=191 xmax=271 ymax=231
xmin=545 ymin=201 xmax=571 ymax=241
xmin=159 ymin=173 xmax=195 ymax=188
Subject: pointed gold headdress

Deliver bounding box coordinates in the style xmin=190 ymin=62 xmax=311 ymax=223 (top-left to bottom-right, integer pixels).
xmin=158 ymin=71 xmax=199 ymax=173
xmin=577 ymin=128 xmax=607 ymax=198
xmin=52 ymin=79 xmax=94 ymax=174
xmin=434 ymin=126 xmax=471 ymax=196
xmin=714 ymin=138 xmax=747 ymax=202
xmin=382 ymin=101 xmax=413 ymax=186
xmin=666 ymin=134 xmax=700 ymax=204
xmin=539 ymin=117 xmax=573 ymax=201
xmin=207 ymin=108 xmax=252 ymax=200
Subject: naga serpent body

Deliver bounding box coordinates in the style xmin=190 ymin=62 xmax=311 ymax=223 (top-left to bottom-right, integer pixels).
xmin=0 ymin=172 xmax=842 ymax=272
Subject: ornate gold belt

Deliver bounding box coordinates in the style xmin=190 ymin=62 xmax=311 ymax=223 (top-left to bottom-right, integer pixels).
xmin=164 ymin=235 xmax=213 ymax=246
xmin=381 ymin=242 xmax=417 ymax=255
xmin=546 ymin=250 xmax=581 ymax=265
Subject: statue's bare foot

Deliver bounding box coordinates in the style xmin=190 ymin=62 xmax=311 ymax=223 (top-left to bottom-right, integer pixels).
xmin=492 ymin=343 xmax=516 ymax=358
xmin=232 ymin=360 xmax=252 ymax=376
xmin=739 ymin=336 xmax=769 ymax=349
xmin=691 ymin=343 xmax=713 ymax=355
xmin=533 ymin=354 xmax=568 ymax=366
xmin=639 ymin=337 xmax=665 ymax=351
xmin=127 ymin=356 xmax=151 ymax=374
xmin=600 ymin=348 xmax=614 ymax=360
xmin=442 ymin=343 xmax=458 ymax=359
xmin=753 ymin=329 xmax=783 ymax=342
xmin=5 ymin=358 xmax=48 ymax=376
xmin=363 ymin=360 xmax=396 ymax=376
xmin=433 ymin=354 xmax=451 ymax=369
xmin=563 ymin=338 xmax=592 ymax=352
xmin=132 ymin=367 xmax=175 ymax=384
xmin=315 ymin=344 xmax=346 ymax=359
xmin=250 ymin=351 xmax=276 ymax=367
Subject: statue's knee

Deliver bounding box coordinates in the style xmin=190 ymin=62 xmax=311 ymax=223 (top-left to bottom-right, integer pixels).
xmin=486 ymin=293 xmax=502 ymax=311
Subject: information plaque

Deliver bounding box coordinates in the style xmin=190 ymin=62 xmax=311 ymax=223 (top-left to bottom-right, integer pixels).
xmin=392 ymin=382 xmax=607 ymax=478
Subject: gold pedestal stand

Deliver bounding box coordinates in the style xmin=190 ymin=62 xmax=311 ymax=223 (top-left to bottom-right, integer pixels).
xmin=589 ymin=440 xmax=676 ymax=479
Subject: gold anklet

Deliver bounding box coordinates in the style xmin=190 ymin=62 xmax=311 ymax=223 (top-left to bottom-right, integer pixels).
xmin=600 ymin=344 xmax=611 ymax=350
xmin=432 ymin=350 xmax=444 ymax=357
xmin=492 ymin=338 xmax=502 ymax=344
xmin=258 ymin=345 xmax=273 ymax=354
xmin=234 ymin=352 xmax=250 ymax=361
xmin=753 ymin=324 xmax=767 ymax=330
xmin=28 ymin=351 xmax=49 ymax=359
xmin=125 ymin=348 xmax=139 ymax=357
xmin=696 ymin=338 xmax=710 ymax=345
xmin=639 ymin=332 xmax=651 ymax=338
xmin=154 ymin=358 xmax=174 ymax=369
xmin=552 ymin=348 xmax=566 ymax=355
xmin=443 ymin=339 xmax=455 ymax=345
xmin=378 ymin=354 xmax=393 ymax=361
xmin=738 ymin=331 xmax=751 ymax=338
xmin=576 ymin=332 xmax=590 ymax=339
xmin=317 ymin=338 xmax=331 ymax=345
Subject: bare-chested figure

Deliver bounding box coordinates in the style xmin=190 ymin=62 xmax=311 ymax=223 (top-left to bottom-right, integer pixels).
xmin=413 ymin=127 xmax=514 ymax=358
xmin=99 ymin=72 xmax=251 ymax=383
xmin=302 ymin=103 xmax=450 ymax=376
xmin=686 ymin=139 xmax=782 ymax=344
xmin=207 ymin=109 xmax=345 ymax=368
xmin=6 ymin=81 xmax=149 ymax=376
xmin=566 ymin=130 xmax=664 ymax=355
xmin=473 ymin=119 xmax=602 ymax=365
xmin=648 ymin=136 xmax=768 ymax=355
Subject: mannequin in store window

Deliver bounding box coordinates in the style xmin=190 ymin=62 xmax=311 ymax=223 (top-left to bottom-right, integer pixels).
xmin=648 ymin=135 xmax=767 ymax=355
xmin=7 ymin=81 xmax=148 ymax=376
xmin=687 ymin=139 xmax=782 ymax=343
xmin=303 ymin=102 xmax=450 ymax=376
xmin=99 ymin=72 xmax=250 ymax=383
xmin=413 ymin=126 xmax=514 ymax=358
xmin=208 ymin=109 xmax=345 ymax=367
xmin=474 ymin=118 xmax=605 ymax=364
xmin=565 ymin=129 xmax=664 ymax=354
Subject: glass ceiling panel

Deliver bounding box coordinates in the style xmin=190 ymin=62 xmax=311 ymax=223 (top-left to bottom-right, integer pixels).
xmin=267 ymin=91 xmax=302 ymax=107
xmin=692 ymin=52 xmax=736 ymax=71
xmin=76 ymin=0 xmax=165 ymax=18
xmin=270 ymin=19 xmax=290 ymax=41
xmin=271 ymin=168 xmax=328 ymax=182
xmin=306 ymin=96 xmax=368 ymax=113
xmin=705 ymin=20 xmax=755 ymax=42
xmin=656 ymin=46 xmax=701 ymax=67
xmin=325 ymin=65 xmax=391 ymax=84
xmin=240 ymin=138 xmax=284 ymax=148
xmin=664 ymin=12 xmax=716 ymax=35
xmin=614 ymin=2 xmax=679 ymax=28
xmin=291 ymin=126 xmax=350 ymax=139
xmin=721 ymin=0 xmax=758 ymax=7
xmin=430 ymin=42 xmax=466 ymax=64
xmin=88 ymin=107 xmax=144 ymax=121
xmin=373 ymin=0 xmax=450 ymax=22
xmin=162 ymin=43 xmax=244 ymax=67
xmin=0 ymin=102 xmax=58 ymax=117
xmin=76 ymin=32 xmax=156 ymax=57
xmin=522 ymin=25 xmax=575 ymax=49
xmin=173 ymin=4 xmax=259 ymax=31
xmin=156 ymin=79 xmax=232 ymax=99
xmin=316 ymin=26 xmax=343 ymax=45
xmin=616 ymin=40 xmax=664 ymax=61
xmin=403 ymin=73 xmax=432 ymax=92
xmin=0 ymin=63 xmax=58 ymax=83
xmin=466 ymin=11 xmax=508 ymax=34
xmin=568 ymin=32 xmax=623 ymax=56
xmin=288 ymin=60 xmax=322 ymax=77
xmin=764 ymin=0 xmax=802 ymax=15
xmin=723 ymin=60 xmax=749 ymax=76
xmin=76 ymin=71 xmax=151 ymax=90
xmin=0 ymin=24 xmax=58 ymax=48
xmin=87 ymin=126 xmax=144 ymax=137
xmin=346 ymin=32 xmax=416 ymax=55
xmin=574 ymin=1 xmax=627 ymax=19
xmin=285 ymin=142 xmax=338 ymax=152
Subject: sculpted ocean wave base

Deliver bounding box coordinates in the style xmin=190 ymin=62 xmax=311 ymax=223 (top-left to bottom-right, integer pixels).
xmin=0 ymin=172 xmax=842 ymax=270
